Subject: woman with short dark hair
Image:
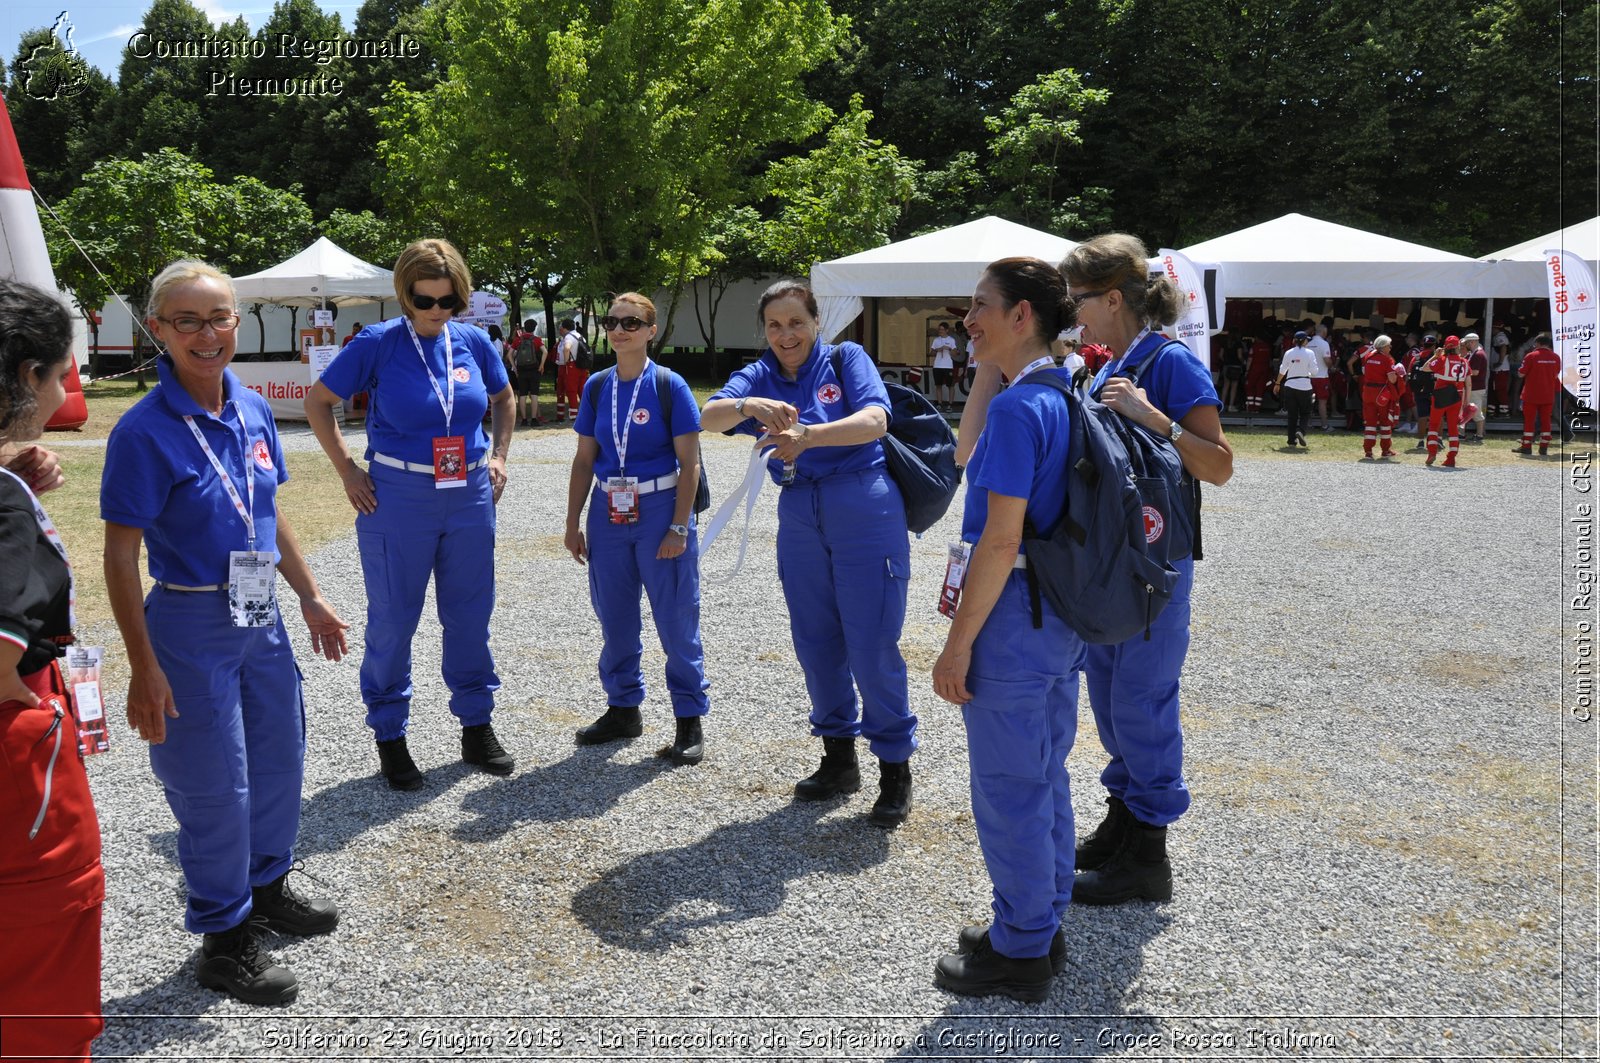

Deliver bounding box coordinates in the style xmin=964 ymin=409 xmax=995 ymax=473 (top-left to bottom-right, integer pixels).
xmin=305 ymin=238 xmax=516 ymax=789
xmin=0 ymin=278 xmax=103 ymax=1056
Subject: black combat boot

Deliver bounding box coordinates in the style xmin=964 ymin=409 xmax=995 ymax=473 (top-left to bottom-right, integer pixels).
xmin=664 ymin=716 xmax=704 ymax=766
xmin=1074 ymin=795 xmax=1132 ymax=872
xmin=1072 ymin=819 xmax=1173 ymax=905
xmin=462 ymin=722 xmax=515 ymax=775
xmin=793 ymin=736 xmax=860 ymax=800
xmin=867 ymin=759 xmax=912 ymax=827
xmin=575 ymin=705 xmax=643 ymax=746
xmin=196 ymin=920 xmax=299 ymax=1006
xmin=252 ymin=868 xmax=339 ymax=936
xmin=376 ymin=736 xmax=424 ymax=791
xmin=933 ymin=934 xmax=1053 ymax=1003
xmin=957 ymin=923 xmax=1068 ymax=975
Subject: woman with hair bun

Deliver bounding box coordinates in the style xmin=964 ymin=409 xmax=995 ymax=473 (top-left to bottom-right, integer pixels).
xmin=1059 ymin=232 xmax=1232 ymax=906
xmin=932 ymin=257 xmax=1082 ymax=1003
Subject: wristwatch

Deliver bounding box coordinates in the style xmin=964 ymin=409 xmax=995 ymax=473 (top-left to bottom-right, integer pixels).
xmin=669 ymin=523 xmax=689 ymax=537
xmin=734 ymin=396 xmax=748 ymax=417
xmin=1167 ymin=420 xmax=1184 ymax=444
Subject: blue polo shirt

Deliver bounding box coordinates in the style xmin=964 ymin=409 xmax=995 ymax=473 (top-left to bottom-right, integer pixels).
xmin=101 ymin=355 xmax=287 ymax=586
xmin=1091 ymin=332 xmax=1220 ymax=423
xmin=318 ymin=317 xmax=509 ymax=465
xmin=709 ymin=340 xmax=890 ymax=484
xmin=574 ymin=363 xmax=702 ymax=482
xmin=960 ymin=367 xmax=1074 ymax=543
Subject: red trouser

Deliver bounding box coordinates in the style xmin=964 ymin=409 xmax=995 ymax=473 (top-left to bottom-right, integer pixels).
xmin=1523 ymin=402 xmax=1553 ymax=447
xmin=0 ymin=661 xmax=104 ymax=1061
xmin=1428 ymin=402 xmax=1462 ymax=463
xmin=556 ymin=363 xmax=589 ymax=420
xmin=1362 ymin=387 xmax=1394 ymax=453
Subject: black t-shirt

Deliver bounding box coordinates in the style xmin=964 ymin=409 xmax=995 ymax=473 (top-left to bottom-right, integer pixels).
xmin=0 ymin=475 xmax=72 ymax=676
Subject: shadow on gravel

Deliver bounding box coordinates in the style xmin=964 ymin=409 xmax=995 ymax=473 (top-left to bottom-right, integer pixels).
xmin=571 ymin=800 xmax=889 ymax=952
xmin=895 ymin=906 xmax=1173 ymax=1058
xmin=295 ymin=761 xmax=484 ymax=857
xmin=449 ymin=747 xmax=667 ymax=840
xmin=99 ymin=965 xmax=214 ymax=1054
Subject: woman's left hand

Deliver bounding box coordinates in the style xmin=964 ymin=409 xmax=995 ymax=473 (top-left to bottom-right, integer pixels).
xmin=6 ymin=444 xmax=64 ymax=494
xmin=656 ymin=528 xmax=687 ymax=560
xmin=1099 ymin=377 xmax=1161 ymax=429
xmin=488 ymin=456 xmax=508 ymax=504
xmin=762 ymin=424 xmax=811 ymax=462
xmin=300 ymin=595 xmax=350 ymax=661
xmin=932 ymin=643 xmax=973 ymax=705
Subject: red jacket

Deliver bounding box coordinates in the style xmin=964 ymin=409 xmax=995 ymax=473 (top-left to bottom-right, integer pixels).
xmin=1519 ymin=346 xmax=1562 ymax=404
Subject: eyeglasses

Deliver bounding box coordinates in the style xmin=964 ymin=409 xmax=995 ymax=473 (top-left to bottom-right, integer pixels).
xmin=159 ymin=313 xmax=241 ymax=334
xmin=1069 ymin=289 xmax=1110 ymax=302
xmin=601 ymin=315 xmax=650 ymax=332
xmin=410 ymin=293 xmax=461 ymax=311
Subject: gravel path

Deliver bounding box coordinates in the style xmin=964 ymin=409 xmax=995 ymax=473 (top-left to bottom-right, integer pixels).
xmin=82 ymin=426 xmax=1595 ymax=1061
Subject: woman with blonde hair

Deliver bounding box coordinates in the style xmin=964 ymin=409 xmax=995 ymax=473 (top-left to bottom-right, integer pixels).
xmin=103 ymin=259 xmax=348 ymax=1004
xmin=306 ymin=238 xmax=516 ymax=789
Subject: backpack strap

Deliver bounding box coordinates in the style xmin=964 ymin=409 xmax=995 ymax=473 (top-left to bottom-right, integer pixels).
xmin=828 ymin=347 xmax=852 ymax=412
xmin=655 ymin=364 xmax=672 ymax=435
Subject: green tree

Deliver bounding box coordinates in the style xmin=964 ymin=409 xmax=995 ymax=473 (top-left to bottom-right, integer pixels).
xmin=213 ymin=176 xmax=318 ymax=350
xmin=107 ymin=0 xmax=219 ymax=161
xmin=982 ymin=68 xmax=1110 ymax=234
xmin=321 ymin=208 xmax=412 ymax=267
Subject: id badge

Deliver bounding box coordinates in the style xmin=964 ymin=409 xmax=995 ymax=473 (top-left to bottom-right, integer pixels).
xmin=938 ymin=541 xmax=972 ymax=618
xmin=228 ymin=550 xmax=277 ymax=628
xmin=65 ymin=645 xmax=109 ymax=755
xmin=606 ymin=477 xmax=640 ymax=524
xmin=433 ymin=435 xmax=467 ymax=489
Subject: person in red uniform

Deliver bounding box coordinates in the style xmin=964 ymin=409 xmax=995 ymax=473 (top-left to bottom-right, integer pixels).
xmin=1423 ymin=335 xmax=1470 ymax=466
xmin=1245 ymin=336 xmax=1273 ymax=412
xmin=1358 ymin=334 xmax=1401 ymax=458
xmin=1489 ymin=336 xmax=1513 ymax=416
xmin=1518 ymin=334 xmax=1562 ymax=454
xmin=1082 ymin=342 xmax=1114 ymax=377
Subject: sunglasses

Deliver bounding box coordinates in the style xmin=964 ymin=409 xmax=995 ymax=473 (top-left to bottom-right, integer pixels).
xmin=411 ymin=292 xmax=461 ymax=311
xmin=1069 ymin=289 xmax=1110 ymax=302
xmin=601 ymin=315 xmax=650 ymax=332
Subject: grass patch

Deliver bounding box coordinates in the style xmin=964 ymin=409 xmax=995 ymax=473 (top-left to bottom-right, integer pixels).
xmin=55 ymin=378 xmax=151 ymax=440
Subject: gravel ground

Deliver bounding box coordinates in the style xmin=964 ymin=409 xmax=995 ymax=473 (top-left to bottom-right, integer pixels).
xmin=79 ymin=423 xmax=1596 ymax=1061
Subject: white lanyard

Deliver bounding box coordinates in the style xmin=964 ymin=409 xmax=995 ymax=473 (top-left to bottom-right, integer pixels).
xmin=698 ymin=438 xmax=775 ymax=583
xmin=405 ymin=318 xmax=455 ymax=432
xmin=611 ymin=361 xmax=651 ymax=475
xmin=1110 ymin=328 xmax=1156 ymax=376
xmin=1013 ymin=355 xmax=1057 ymax=383
xmin=183 ymin=409 xmax=255 ymax=549
xmin=0 ymin=466 xmax=74 ymax=630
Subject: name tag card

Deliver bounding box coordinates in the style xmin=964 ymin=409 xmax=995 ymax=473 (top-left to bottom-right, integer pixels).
xmin=606 ymin=477 xmax=640 ymax=524
xmin=65 ymin=645 xmax=109 ymax=755
xmin=228 ymin=550 xmax=277 ymax=628
xmin=938 ymin=541 xmax=971 ymax=618
xmin=433 ymin=435 xmax=467 ymax=488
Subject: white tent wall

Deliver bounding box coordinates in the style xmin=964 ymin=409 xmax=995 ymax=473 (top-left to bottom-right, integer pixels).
xmin=1480 ymin=217 xmax=1600 ymax=298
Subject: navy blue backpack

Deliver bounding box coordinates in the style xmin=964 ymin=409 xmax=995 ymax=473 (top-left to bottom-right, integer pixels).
xmin=1014 ymin=342 xmax=1194 ymax=643
xmin=831 ymin=349 xmax=960 ymax=534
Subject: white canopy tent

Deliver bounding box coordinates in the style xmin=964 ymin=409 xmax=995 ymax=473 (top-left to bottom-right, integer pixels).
xmin=1480 ymin=216 xmax=1600 ymax=298
xmin=811 ymin=217 xmax=1078 ymax=339
xmin=233 ymin=236 xmax=395 ymax=307
xmin=1179 ymin=213 xmax=1503 ymax=298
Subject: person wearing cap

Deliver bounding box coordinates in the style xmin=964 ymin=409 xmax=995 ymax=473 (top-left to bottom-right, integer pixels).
xmin=1404 ymin=333 xmax=1438 ymax=446
xmin=305 ymin=238 xmax=516 ymax=790
xmin=1462 ymin=333 xmax=1489 ymax=442
xmin=1357 ymin=334 xmax=1401 ymax=458
xmin=1490 ymin=334 xmax=1513 ymax=416
xmin=1422 ymin=335 xmax=1470 ymax=466
xmin=563 ymin=292 xmax=709 ymax=765
xmin=1274 ymin=332 xmax=1316 ymax=447
xmin=103 ymin=260 xmax=348 ymax=1005
xmin=1517 ymin=333 xmax=1562 ymax=454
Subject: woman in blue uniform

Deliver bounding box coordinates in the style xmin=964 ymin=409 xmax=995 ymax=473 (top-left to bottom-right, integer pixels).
xmin=931 ymin=257 xmax=1080 ymax=1003
xmin=0 ymin=278 xmax=103 ymax=1056
xmin=563 ymin=293 xmax=709 ymax=764
xmin=103 ymin=260 xmax=349 ymax=1006
xmin=305 ymin=239 xmax=515 ymax=790
xmin=700 ymin=280 xmax=916 ymax=828
xmin=1061 ymin=233 xmax=1234 ymax=905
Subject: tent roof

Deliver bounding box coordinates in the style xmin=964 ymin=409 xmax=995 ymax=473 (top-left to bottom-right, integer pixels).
xmin=1484 ymin=217 xmax=1600 ymax=262
xmin=1179 ymin=213 xmax=1502 ymax=297
xmin=812 ymin=217 xmax=1077 ymax=298
xmin=233 ymin=236 xmax=394 ymax=307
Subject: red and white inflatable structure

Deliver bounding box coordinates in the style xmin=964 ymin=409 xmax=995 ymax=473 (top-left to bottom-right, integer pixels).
xmin=0 ymin=91 xmax=88 ymax=429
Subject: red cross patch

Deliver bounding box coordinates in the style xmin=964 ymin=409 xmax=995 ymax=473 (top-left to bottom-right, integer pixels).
xmin=1580 ymin=291 xmax=1591 ymax=304
xmin=817 ymin=383 xmax=843 ymax=404
xmin=632 ymin=408 xmax=650 ymax=425
xmin=1142 ymin=505 xmax=1164 ymax=544
xmin=452 ymin=367 xmax=471 ymax=383
xmin=253 ymin=440 xmax=274 ymax=471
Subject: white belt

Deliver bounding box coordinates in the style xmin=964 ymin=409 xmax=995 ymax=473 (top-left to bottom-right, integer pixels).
xmin=157 ymin=582 xmax=224 ymax=592
xmin=594 ymin=471 xmax=678 ymax=496
xmin=1012 ymin=555 xmax=1028 ymax=570
xmin=372 ymin=452 xmax=489 ymax=474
